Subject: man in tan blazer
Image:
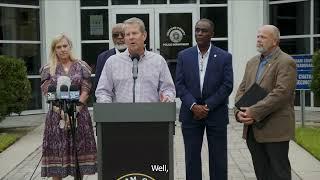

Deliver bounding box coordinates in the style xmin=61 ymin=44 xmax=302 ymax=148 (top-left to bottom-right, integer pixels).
xmin=234 ymin=25 xmax=297 ymax=180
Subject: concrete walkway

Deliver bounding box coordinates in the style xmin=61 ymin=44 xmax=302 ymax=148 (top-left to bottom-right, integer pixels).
xmin=0 ymin=110 xmax=319 ymax=180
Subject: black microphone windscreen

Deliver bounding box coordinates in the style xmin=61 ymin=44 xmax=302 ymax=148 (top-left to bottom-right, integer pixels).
xmin=69 ymin=84 xmax=80 ymax=100
xmin=131 ymin=54 xmax=140 ymax=61
xmin=60 ymin=85 xmax=69 ymax=91
xmin=59 ymin=85 xmax=69 ymax=100
xmin=47 ymin=84 xmax=56 ymax=102
xmin=48 ymin=84 xmax=56 ymax=92
xmin=70 ymin=84 xmax=79 ymax=91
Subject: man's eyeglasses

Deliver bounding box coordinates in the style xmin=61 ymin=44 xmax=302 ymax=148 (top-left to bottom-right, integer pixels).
xmin=112 ymin=32 xmax=124 ymax=38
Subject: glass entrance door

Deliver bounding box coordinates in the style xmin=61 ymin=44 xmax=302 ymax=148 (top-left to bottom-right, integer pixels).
xmin=111 ymin=8 xmax=196 ymax=80
xmin=155 ymin=8 xmax=196 ymax=81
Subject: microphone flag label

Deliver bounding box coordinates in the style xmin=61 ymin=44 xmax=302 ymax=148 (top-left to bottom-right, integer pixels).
xmin=47 ymin=92 xmax=56 ymax=101
xmin=70 ymin=91 xmax=80 ymax=100
xmin=60 ymin=91 xmax=69 ymax=99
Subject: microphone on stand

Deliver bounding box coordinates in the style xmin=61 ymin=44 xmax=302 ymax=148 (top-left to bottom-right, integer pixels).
xmin=57 ymin=76 xmax=71 ymax=98
xmin=59 ymin=85 xmax=69 ymax=114
xmin=131 ymin=54 xmax=140 ymax=102
xmin=57 ymin=76 xmax=71 ymax=112
xmin=131 ymin=54 xmax=139 ymax=80
xmin=70 ymin=84 xmax=80 ymax=103
xmin=69 ymin=84 xmax=80 ymax=128
xmin=56 ymin=77 xmax=81 ymax=179
xmin=47 ymin=84 xmax=56 ymax=111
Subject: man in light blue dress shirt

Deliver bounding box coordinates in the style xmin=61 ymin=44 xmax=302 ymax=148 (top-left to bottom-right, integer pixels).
xmin=95 ymin=17 xmax=175 ymax=103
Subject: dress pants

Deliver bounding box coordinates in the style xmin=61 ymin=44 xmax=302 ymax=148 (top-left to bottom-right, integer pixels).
xmin=246 ymin=126 xmax=291 ymax=180
xmin=182 ymin=122 xmax=227 ymax=180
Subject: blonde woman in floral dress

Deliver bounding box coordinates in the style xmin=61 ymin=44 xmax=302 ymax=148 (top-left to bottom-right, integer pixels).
xmin=40 ymin=33 xmax=97 ymax=180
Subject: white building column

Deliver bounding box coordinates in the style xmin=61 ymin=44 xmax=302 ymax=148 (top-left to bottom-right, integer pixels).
xmin=228 ymin=0 xmax=266 ymax=107
xmin=41 ymin=0 xmax=81 ymax=63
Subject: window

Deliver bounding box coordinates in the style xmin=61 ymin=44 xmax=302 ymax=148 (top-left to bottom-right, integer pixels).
xmin=200 ymin=7 xmax=228 ymax=37
xmin=81 ymin=9 xmax=109 ymax=40
xmin=0 ymin=43 xmax=40 ymax=75
xmin=0 ymin=7 xmax=40 ymax=40
xmin=112 ymin=0 xmax=138 ymax=5
xmin=80 ymin=0 xmax=108 ymax=6
xmin=213 ymin=41 xmax=228 ymax=51
xmin=270 ymin=1 xmax=310 ymax=35
xmin=0 ymin=2 xmax=40 ymax=111
xmin=280 ymin=38 xmax=310 ymax=55
xmin=0 ymin=0 xmax=38 ymax=5
xmin=81 ymin=43 xmax=109 ymax=73
xmin=201 ymin=0 xmax=226 ymax=4
xmin=170 ymin=0 xmax=196 ymax=4
xmin=141 ymin=0 xmax=166 ymax=4
xmin=269 ymin=0 xmax=319 ymax=108
xmin=315 ymin=0 xmax=320 ymax=34
xmin=315 ymin=37 xmax=320 ymax=51
xmin=200 ymin=4 xmax=228 ymax=51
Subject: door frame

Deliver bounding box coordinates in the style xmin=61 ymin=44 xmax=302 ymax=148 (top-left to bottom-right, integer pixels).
xmin=109 ymin=8 xmax=155 ymax=51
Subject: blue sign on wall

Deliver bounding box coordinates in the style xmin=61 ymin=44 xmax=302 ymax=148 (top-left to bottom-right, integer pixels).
xmin=292 ymin=55 xmax=313 ymax=90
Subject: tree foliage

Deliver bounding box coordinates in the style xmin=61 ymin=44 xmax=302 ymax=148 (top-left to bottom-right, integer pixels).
xmin=0 ymin=56 xmax=31 ymax=121
xmin=311 ymin=50 xmax=320 ymax=102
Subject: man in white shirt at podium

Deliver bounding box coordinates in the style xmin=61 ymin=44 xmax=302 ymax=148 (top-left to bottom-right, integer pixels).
xmin=96 ymin=17 xmax=175 ymax=103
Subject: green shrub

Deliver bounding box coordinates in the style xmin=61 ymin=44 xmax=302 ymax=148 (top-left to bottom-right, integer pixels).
xmin=311 ymin=50 xmax=320 ymax=102
xmin=0 ymin=55 xmax=31 ymax=121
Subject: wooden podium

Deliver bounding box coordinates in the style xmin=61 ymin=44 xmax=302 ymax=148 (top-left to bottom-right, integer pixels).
xmin=94 ymin=103 xmax=176 ymax=180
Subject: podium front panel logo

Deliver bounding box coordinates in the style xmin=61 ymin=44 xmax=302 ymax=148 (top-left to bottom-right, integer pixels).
xmin=117 ymin=173 xmax=155 ymax=180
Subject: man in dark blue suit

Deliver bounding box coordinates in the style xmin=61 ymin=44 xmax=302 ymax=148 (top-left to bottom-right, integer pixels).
xmin=94 ymin=23 xmax=126 ymax=91
xmin=176 ymin=18 xmax=233 ymax=180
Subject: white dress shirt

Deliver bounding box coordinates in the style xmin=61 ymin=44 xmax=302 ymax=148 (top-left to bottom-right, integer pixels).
xmin=197 ymin=43 xmax=212 ymax=94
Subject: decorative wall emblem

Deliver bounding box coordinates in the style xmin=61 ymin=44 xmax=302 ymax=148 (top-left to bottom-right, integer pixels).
xmin=167 ymin=26 xmax=185 ymax=43
xmin=163 ymin=26 xmax=189 ymax=47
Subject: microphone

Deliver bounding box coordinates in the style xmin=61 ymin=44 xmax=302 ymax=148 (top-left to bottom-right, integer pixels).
xmin=47 ymin=84 xmax=56 ymax=111
xmin=69 ymin=85 xmax=80 ymax=102
xmin=56 ymin=76 xmax=71 ymax=117
xmin=69 ymin=84 xmax=80 ymax=128
xmin=59 ymin=85 xmax=69 ymax=100
xmin=47 ymin=84 xmax=56 ymax=103
xmin=131 ymin=54 xmax=140 ymax=80
xmin=59 ymin=85 xmax=69 ymax=123
xmin=131 ymin=54 xmax=140 ymax=103
xmin=57 ymin=76 xmax=71 ymax=99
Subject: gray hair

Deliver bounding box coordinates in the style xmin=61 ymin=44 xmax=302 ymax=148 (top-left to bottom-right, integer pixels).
xmin=123 ymin=17 xmax=146 ymax=33
xmin=272 ymin=26 xmax=280 ymax=42
xmin=263 ymin=25 xmax=280 ymax=43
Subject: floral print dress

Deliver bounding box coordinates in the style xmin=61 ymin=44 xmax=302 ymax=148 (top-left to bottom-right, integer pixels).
xmin=40 ymin=60 xmax=97 ymax=177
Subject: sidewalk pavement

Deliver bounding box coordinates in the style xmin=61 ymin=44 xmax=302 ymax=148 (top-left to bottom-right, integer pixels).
xmin=0 ymin=110 xmax=320 ymax=180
